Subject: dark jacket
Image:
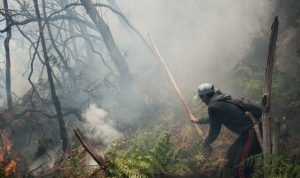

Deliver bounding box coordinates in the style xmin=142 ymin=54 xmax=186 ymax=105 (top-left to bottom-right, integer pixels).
xmin=198 ymin=91 xmax=253 ymax=145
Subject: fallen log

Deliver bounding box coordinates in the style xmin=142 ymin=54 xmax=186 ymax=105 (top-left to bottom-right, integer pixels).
xmin=74 ymin=128 xmax=107 ymax=171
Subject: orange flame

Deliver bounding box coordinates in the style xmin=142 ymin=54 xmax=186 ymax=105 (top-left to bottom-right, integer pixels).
xmin=4 ymin=159 xmax=17 ymax=176
xmin=0 ymin=129 xmax=17 ymax=177
xmin=6 ymin=143 xmax=12 ymax=155
xmin=0 ymin=152 xmax=3 ymax=162
xmin=0 ymin=130 xmax=12 ymax=155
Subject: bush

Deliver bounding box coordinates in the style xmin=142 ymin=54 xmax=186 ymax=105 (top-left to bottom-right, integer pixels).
xmin=105 ymin=126 xmax=210 ymax=178
xmin=247 ymin=154 xmax=300 ymax=178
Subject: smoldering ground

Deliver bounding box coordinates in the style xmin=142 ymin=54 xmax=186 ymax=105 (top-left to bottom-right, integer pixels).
xmin=82 ymin=104 xmax=122 ymax=147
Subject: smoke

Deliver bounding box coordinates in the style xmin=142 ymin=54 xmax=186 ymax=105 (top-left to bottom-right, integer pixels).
xmin=277 ymin=25 xmax=299 ymax=74
xmin=0 ymin=0 xmax=276 ymax=108
xmin=0 ymin=0 xmax=286 ymax=173
xmin=82 ymin=104 xmax=122 ymax=147
xmin=107 ymin=0 xmax=274 ymax=88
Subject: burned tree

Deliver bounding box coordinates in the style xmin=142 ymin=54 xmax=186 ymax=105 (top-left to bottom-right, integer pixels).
xmin=80 ymin=0 xmax=132 ymax=88
xmin=33 ymin=0 xmax=68 ymax=152
xmin=3 ymin=0 xmax=13 ymax=110
xmin=41 ymin=0 xmax=77 ymax=86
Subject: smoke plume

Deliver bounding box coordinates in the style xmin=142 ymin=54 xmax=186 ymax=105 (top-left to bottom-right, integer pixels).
xmin=82 ymin=104 xmax=122 ymax=147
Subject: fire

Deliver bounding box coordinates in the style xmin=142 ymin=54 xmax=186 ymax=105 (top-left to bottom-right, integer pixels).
xmin=6 ymin=143 xmax=12 ymax=154
xmin=4 ymin=159 xmax=17 ymax=176
xmin=0 ymin=129 xmax=18 ymax=177
xmin=0 ymin=153 xmax=3 ymax=162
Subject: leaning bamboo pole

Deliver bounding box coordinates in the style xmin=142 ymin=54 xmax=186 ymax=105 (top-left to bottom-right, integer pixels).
xmin=148 ymin=35 xmax=204 ymax=139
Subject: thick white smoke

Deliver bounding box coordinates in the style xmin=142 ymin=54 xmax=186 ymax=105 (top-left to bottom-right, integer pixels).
xmin=82 ymin=104 xmax=122 ymax=147
xmin=110 ymin=0 xmax=274 ymax=87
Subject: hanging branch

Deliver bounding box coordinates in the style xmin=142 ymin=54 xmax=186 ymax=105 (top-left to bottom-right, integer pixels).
xmin=262 ymin=16 xmax=279 ymax=157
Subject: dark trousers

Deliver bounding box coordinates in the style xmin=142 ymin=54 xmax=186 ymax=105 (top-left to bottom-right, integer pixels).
xmin=226 ymin=128 xmax=262 ymax=178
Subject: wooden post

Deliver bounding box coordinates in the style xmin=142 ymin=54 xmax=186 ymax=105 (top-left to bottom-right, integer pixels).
xmin=262 ymin=16 xmax=279 ymax=159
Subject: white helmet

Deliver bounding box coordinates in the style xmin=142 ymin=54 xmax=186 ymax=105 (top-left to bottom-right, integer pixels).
xmin=193 ymin=83 xmax=214 ymax=99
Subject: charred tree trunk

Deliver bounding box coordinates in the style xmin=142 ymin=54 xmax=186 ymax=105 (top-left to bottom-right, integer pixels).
xmin=262 ymin=16 xmax=279 ymax=158
xmin=3 ymin=0 xmax=13 ymax=110
xmin=80 ymin=0 xmax=132 ymax=88
xmin=33 ymin=0 xmax=68 ymax=152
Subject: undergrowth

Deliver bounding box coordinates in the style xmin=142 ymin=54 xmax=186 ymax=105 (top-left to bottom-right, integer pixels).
xmin=58 ymin=144 xmax=91 ymax=178
xmin=245 ymin=153 xmax=300 ymax=178
xmin=105 ymin=126 xmax=217 ymax=178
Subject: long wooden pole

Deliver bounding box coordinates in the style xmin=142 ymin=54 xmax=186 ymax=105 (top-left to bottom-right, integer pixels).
xmin=148 ymin=36 xmax=204 ymax=139
xmin=262 ymin=16 xmax=279 ymax=158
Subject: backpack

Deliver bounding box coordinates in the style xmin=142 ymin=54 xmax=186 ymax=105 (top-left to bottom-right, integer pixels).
xmin=225 ymin=98 xmax=262 ymax=121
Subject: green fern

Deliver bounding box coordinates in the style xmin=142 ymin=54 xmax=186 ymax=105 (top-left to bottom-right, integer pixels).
xmin=246 ymin=154 xmax=300 ymax=178
xmin=105 ymin=128 xmax=205 ymax=178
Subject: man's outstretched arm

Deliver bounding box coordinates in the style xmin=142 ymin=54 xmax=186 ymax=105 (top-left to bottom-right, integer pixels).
xmin=190 ymin=116 xmax=209 ymax=124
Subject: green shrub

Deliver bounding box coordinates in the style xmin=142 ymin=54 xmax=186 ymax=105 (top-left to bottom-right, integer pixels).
xmin=246 ymin=154 xmax=300 ymax=178
xmin=105 ymin=127 xmax=207 ymax=178
xmin=58 ymin=144 xmax=90 ymax=178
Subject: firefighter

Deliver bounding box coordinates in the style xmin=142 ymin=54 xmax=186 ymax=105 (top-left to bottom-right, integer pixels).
xmin=191 ymin=83 xmax=262 ymax=178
